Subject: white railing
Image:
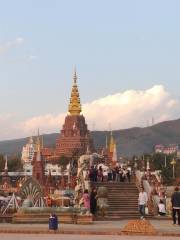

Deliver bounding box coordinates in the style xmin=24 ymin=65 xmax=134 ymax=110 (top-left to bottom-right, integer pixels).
xmin=135 ymin=170 xmax=160 ymax=214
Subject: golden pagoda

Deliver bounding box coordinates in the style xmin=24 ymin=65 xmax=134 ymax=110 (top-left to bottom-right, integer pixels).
xmin=68 ymin=69 xmax=81 ymax=115
xmin=108 ymin=131 xmax=118 ymax=165
xmin=56 ymin=69 xmax=94 ymax=157
xmin=109 ymin=131 xmax=116 ymax=153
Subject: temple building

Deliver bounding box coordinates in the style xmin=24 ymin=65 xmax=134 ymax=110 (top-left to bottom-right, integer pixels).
xmin=2 ymin=156 xmax=10 ymax=186
xmin=32 ymin=134 xmax=45 ymax=185
xmin=21 ymin=136 xmax=36 ymax=163
xmin=56 ymin=70 xmax=94 ymax=157
xmin=102 ymin=132 xmax=118 ymax=165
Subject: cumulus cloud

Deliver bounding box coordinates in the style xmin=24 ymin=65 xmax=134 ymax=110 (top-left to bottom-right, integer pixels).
xmin=0 ymin=37 xmax=24 ymax=55
xmin=82 ymin=85 xmax=179 ymax=130
xmin=19 ymin=113 xmax=66 ymax=136
xmin=16 ymin=85 xmax=180 ymax=137
xmin=0 ymin=85 xmax=179 ymax=140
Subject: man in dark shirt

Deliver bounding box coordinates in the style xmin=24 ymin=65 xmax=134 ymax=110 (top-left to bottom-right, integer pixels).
xmin=171 ymin=186 xmax=180 ymax=225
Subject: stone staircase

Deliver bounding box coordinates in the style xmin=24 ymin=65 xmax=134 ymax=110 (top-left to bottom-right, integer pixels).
xmin=93 ymin=181 xmax=141 ymax=219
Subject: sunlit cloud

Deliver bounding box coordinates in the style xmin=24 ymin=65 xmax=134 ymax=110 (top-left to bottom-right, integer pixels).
xmin=0 ymin=85 xmax=179 ymax=140
xmin=82 ymin=85 xmax=179 ymax=130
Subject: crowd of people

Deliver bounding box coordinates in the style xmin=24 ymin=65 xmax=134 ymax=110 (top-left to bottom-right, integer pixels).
xmin=88 ymin=165 xmax=131 ymax=183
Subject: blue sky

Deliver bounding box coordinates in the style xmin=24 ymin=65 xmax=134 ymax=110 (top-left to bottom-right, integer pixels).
xmin=0 ymin=0 xmax=180 ymax=139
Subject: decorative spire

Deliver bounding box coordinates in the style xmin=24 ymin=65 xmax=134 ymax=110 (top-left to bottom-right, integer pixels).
xmin=109 ymin=131 xmax=115 ymax=153
xmin=112 ymin=142 xmax=117 ymax=162
xmin=68 ymin=68 xmax=81 ymax=115
xmin=73 ymin=66 xmax=77 ymax=84
xmin=4 ymin=155 xmax=8 ymax=171
xmin=86 ymin=144 xmax=91 ymax=155
xmin=36 ymin=128 xmax=41 ymax=152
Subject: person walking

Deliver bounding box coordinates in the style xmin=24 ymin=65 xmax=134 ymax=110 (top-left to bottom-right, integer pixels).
xmin=138 ymin=186 xmax=148 ymax=219
xmin=90 ymin=187 xmax=97 ymax=215
xmin=49 ymin=213 xmax=58 ymax=231
xmin=83 ymin=189 xmax=90 ymax=211
xmin=171 ymin=186 xmax=180 ymax=225
xmin=107 ymin=167 xmax=112 ymax=181
xmin=98 ymin=166 xmax=103 ymax=182
xmin=158 ymin=199 xmax=166 ymax=216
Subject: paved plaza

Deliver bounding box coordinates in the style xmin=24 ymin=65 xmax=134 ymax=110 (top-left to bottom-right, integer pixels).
xmin=0 ymin=234 xmax=179 ymax=240
xmin=0 ymin=219 xmax=179 ymax=236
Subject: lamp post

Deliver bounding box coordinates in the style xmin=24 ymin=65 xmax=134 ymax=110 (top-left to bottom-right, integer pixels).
xmin=142 ymin=155 xmax=145 ymax=173
xmin=134 ymin=157 xmax=138 ymax=170
xmin=170 ymin=158 xmax=176 ymax=179
xmin=146 ymin=157 xmax=150 ymax=170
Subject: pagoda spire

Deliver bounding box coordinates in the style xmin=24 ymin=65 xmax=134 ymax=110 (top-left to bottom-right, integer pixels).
xmin=112 ymin=142 xmax=118 ymax=162
xmin=73 ymin=66 xmax=77 ymax=84
xmin=109 ymin=131 xmax=115 ymax=153
xmin=4 ymin=155 xmax=8 ymax=172
xmin=68 ymin=68 xmax=81 ymax=115
xmin=36 ymin=128 xmax=41 ymax=153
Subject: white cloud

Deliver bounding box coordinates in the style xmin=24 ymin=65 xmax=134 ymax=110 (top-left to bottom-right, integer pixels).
xmin=82 ymin=85 xmax=179 ymax=130
xmin=0 ymin=37 xmax=24 ymax=55
xmin=19 ymin=113 xmax=66 ymax=136
xmin=0 ymin=85 xmax=179 ymax=140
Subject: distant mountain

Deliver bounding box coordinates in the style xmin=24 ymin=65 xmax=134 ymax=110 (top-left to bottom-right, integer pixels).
xmin=1 ymin=118 xmax=180 ymax=157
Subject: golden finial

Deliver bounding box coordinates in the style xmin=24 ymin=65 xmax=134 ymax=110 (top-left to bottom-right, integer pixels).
xmin=68 ymin=68 xmax=82 ymax=115
xmin=36 ymin=128 xmax=41 ymax=152
xmin=73 ymin=66 xmax=77 ymax=84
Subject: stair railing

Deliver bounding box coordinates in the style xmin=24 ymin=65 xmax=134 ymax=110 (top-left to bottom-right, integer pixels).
xmin=135 ymin=170 xmax=158 ymax=215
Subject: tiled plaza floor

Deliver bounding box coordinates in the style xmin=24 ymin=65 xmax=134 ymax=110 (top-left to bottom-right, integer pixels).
xmin=0 ymin=219 xmax=179 ymax=236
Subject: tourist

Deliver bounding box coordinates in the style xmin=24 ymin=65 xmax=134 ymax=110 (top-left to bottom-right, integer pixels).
xmin=158 ymin=199 xmax=166 ymax=216
xmin=119 ymin=168 xmax=123 ymax=182
xmin=112 ymin=167 xmax=116 ymax=181
xmin=107 ymin=167 xmax=112 ymax=181
xmin=171 ymin=186 xmax=180 ymax=225
xmin=98 ymin=166 xmax=103 ymax=182
xmin=138 ymin=186 xmax=148 ymax=219
xmin=83 ymin=189 xmax=90 ymax=211
xmin=115 ymin=166 xmax=120 ymax=182
xmin=90 ymin=187 xmax=97 ymax=215
xmin=49 ymin=213 xmax=58 ymax=231
xmin=122 ymin=168 xmax=127 ymax=182
xmin=127 ymin=169 xmax=131 ymax=182
xmin=93 ymin=166 xmax=98 ymax=182
xmin=89 ymin=166 xmax=94 ymax=181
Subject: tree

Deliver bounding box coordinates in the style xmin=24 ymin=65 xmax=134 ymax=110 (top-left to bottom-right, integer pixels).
xmin=0 ymin=154 xmax=5 ymax=171
xmin=160 ymin=166 xmax=172 ymax=184
xmin=8 ymin=155 xmax=23 ymax=171
xmin=151 ymin=153 xmax=180 ymax=185
xmin=56 ymin=155 xmax=70 ymax=169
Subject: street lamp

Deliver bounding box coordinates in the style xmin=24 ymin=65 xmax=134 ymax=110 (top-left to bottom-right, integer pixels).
xmin=134 ymin=157 xmax=138 ymax=170
xmin=146 ymin=157 xmax=150 ymax=170
xmin=170 ymin=158 xmax=176 ymax=179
